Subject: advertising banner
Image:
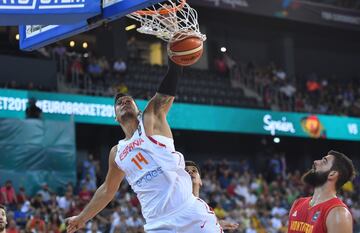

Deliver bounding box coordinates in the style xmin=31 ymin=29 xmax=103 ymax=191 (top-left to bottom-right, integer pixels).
xmin=0 ymin=0 xmax=101 ymax=25
xmin=1 ymin=88 xmax=360 ymax=141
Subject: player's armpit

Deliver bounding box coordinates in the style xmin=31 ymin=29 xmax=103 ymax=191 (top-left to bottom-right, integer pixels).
xmin=326 ymin=207 xmax=353 ymax=233
xmin=143 ymin=94 xmax=173 ymax=138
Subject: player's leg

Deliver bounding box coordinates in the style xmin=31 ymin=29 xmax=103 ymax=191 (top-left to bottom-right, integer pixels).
xmin=176 ymin=197 xmax=223 ymax=233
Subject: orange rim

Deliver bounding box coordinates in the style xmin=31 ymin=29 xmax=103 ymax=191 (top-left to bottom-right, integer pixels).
xmin=135 ymin=0 xmax=186 ymax=16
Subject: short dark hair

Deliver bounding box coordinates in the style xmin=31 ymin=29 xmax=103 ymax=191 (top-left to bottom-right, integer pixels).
xmin=185 ymin=160 xmax=201 ymax=175
xmin=114 ymin=93 xmax=139 ymax=110
xmin=328 ymin=150 xmax=356 ymax=190
xmin=0 ymin=204 xmax=6 ymax=211
xmin=114 ymin=93 xmax=127 ymax=105
xmin=114 ymin=93 xmax=134 ymax=104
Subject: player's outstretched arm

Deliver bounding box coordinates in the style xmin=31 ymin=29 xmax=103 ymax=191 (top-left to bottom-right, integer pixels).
xmin=66 ymin=146 xmax=125 ymax=233
xmin=326 ymin=206 xmax=353 ymax=233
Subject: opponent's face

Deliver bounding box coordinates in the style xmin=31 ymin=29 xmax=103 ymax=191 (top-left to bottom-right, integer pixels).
xmin=313 ymin=154 xmax=334 ymax=173
xmin=185 ymin=165 xmax=199 ymax=178
xmin=185 ymin=165 xmax=202 ymax=186
xmin=0 ymin=208 xmax=7 ymax=232
xmin=302 ymin=154 xmax=335 ymax=188
xmin=115 ymin=96 xmax=139 ymax=122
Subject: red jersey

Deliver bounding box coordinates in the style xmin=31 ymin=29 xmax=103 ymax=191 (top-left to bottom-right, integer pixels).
xmin=288 ymin=197 xmax=349 ymax=233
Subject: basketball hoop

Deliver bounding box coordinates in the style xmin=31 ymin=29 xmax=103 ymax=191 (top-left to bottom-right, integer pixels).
xmin=126 ymin=0 xmax=206 ymax=42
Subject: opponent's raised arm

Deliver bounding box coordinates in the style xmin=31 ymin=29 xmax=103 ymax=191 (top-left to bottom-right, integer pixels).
xmin=145 ymin=58 xmax=183 ymax=118
xmin=66 ymin=146 xmax=125 ymax=233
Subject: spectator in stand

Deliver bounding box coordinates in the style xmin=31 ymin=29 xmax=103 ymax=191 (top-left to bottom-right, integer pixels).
xmin=214 ymin=56 xmax=228 ymax=78
xmin=87 ymin=58 xmax=103 ymax=84
xmin=31 ymin=194 xmax=45 ymax=210
xmin=37 ymin=183 xmax=52 ymax=204
xmin=279 ymin=81 xmax=296 ymax=110
xmin=109 ymin=204 xmax=122 ymax=233
xmin=70 ymin=56 xmax=84 ymax=77
xmin=6 ymin=219 xmax=19 ymax=233
xmin=13 ymin=202 xmax=27 ymax=229
xmin=219 ymin=170 xmax=231 ymax=189
xmin=78 ymin=185 xmax=92 ymax=203
xmin=113 ymin=58 xmax=127 ymax=75
xmin=25 ymin=98 xmax=42 ymax=119
xmin=57 ymin=190 xmax=73 ymax=215
xmin=306 ymin=77 xmax=321 ymax=93
xmin=98 ymin=56 xmax=110 ymax=75
xmin=47 ymin=212 xmax=64 ymax=233
xmin=80 ymin=174 xmax=97 ymax=194
xmin=25 ymin=210 xmax=46 ymax=233
xmin=86 ymin=219 xmax=102 ymax=233
xmin=48 ymin=192 xmax=60 ymax=212
xmin=115 ymin=82 xmax=129 ymax=96
xmin=81 ymin=154 xmax=99 ymax=182
xmin=273 ymin=67 xmax=287 ymax=82
xmin=294 ymin=93 xmax=305 ymax=112
xmin=1 ymin=181 xmax=17 ymax=209
xmin=127 ymin=36 xmax=140 ymax=62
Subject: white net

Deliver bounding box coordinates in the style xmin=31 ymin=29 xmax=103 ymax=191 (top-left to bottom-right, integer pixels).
xmin=126 ymin=0 xmax=206 ymax=42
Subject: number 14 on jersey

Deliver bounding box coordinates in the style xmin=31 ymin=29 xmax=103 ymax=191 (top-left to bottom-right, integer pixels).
xmin=131 ymin=152 xmax=149 ymax=170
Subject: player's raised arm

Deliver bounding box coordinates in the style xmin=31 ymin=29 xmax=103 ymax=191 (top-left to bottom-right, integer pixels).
xmin=66 ymin=146 xmax=125 ymax=233
xmin=326 ymin=206 xmax=353 ymax=233
xmin=145 ymin=58 xmax=183 ymax=118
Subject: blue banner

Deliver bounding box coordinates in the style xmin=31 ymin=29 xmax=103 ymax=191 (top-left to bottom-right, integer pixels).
xmin=0 ymin=0 xmax=101 ymax=25
xmin=19 ymin=0 xmax=162 ymax=50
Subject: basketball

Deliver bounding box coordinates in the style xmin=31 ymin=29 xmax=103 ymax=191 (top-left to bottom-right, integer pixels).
xmin=168 ymin=35 xmax=204 ymax=66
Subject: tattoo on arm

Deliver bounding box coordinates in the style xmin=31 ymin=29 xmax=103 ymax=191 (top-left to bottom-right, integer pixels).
xmin=153 ymin=93 xmax=173 ymax=114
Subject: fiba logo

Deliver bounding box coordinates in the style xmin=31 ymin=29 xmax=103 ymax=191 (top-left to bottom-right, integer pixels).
xmin=0 ymin=0 xmax=86 ymax=10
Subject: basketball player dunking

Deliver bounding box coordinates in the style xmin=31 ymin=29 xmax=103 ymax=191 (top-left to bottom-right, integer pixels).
xmin=288 ymin=150 xmax=356 ymax=233
xmin=66 ymin=59 xmax=223 ymax=233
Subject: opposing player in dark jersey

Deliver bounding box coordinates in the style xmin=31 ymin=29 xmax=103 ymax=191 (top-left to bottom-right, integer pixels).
xmin=288 ymin=150 xmax=356 ymax=233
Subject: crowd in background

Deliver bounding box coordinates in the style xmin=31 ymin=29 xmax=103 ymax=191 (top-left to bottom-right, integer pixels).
xmin=2 ymin=43 xmax=360 ymax=117
xmin=233 ymin=60 xmax=360 ymax=116
xmin=1 ymin=153 xmax=359 ymax=233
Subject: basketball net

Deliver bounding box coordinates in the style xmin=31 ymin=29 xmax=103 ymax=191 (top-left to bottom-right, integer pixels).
xmin=127 ymin=0 xmax=206 ymax=42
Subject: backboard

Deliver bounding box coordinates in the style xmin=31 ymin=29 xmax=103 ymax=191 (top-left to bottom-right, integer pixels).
xmin=19 ymin=0 xmax=162 ymax=51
